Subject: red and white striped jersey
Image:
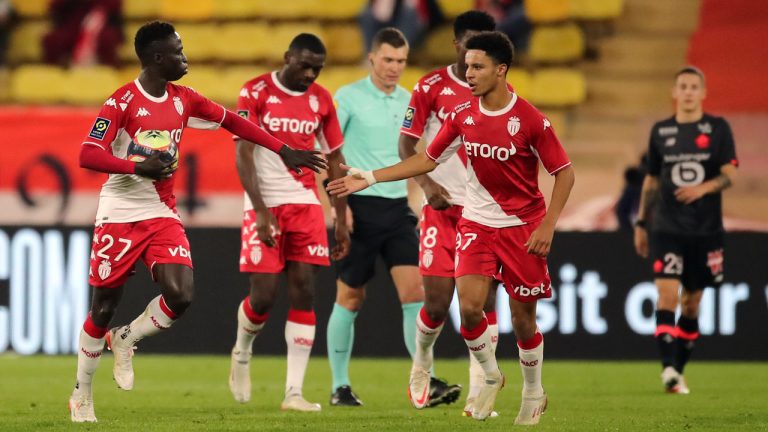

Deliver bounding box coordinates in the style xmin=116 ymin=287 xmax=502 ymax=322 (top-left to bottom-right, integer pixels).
xmin=236 ymin=71 xmax=343 ymax=208
xmin=82 ymin=79 xmax=226 ymax=224
xmin=426 ymin=94 xmax=571 ymax=228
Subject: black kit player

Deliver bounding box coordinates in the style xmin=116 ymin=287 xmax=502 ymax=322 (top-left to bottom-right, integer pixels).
xmin=634 ymin=66 xmax=738 ymax=394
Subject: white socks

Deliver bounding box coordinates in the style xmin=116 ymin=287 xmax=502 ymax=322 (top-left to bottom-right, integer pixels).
xmin=518 ymin=332 xmax=545 ymax=398
xmin=414 ymin=307 xmax=444 ymax=371
xmin=75 ymin=317 xmax=107 ymax=394
xmin=284 ymin=309 xmax=316 ymax=397
xmin=234 ymin=298 xmax=267 ymax=354
xmin=123 ymin=295 xmax=177 ymax=346
xmin=468 ymin=313 xmax=499 ymax=399
xmin=462 ymin=318 xmax=499 ymax=376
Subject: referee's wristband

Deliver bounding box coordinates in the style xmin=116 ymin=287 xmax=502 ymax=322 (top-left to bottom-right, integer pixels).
xmin=634 ymin=219 xmax=647 ymax=228
xmin=348 ymin=167 xmax=377 ymax=186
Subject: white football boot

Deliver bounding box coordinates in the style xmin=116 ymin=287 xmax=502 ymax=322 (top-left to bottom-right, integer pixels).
xmin=281 ymin=394 xmax=322 ymax=412
xmin=106 ymin=326 xmax=136 ymax=390
xmin=514 ymin=392 xmax=548 ymax=425
xmin=229 ymin=347 xmax=252 ymax=403
xmin=408 ymin=366 xmax=431 ymax=409
xmin=472 ymin=370 xmax=505 ymax=420
xmin=68 ymin=389 xmax=97 ymax=423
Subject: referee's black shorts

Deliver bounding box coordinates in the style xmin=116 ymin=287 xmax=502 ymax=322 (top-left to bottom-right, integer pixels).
xmin=337 ymin=194 xmax=419 ymax=288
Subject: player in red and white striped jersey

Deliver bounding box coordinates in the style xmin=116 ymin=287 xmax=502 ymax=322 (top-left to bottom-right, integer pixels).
xmin=398 ymin=11 xmax=501 ymax=412
xmin=227 ymin=33 xmax=349 ymax=413
xmin=68 ymin=21 xmax=326 ymax=423
xmin=327 ymin=32 xmax=575 ymax=426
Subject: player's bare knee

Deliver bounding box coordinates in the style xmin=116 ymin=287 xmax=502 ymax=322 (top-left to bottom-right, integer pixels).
xmin=288 ymin=284 xmax=315 ymax=310
xmin=163 ymin=280 xmax=194 ymax=315
xmin=511 ymin=315 xmax=536 ymax=341
xmin=89 ymin=303 xmax=117 ymax=326
xmin=424 ymin=300 xmax=449 ymax=323
xmin=460 ymin=304 xmax=484 ymax=329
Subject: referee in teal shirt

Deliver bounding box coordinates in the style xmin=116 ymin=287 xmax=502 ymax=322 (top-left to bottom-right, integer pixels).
xmin=326 ymin=28 xmax=459 ymax=408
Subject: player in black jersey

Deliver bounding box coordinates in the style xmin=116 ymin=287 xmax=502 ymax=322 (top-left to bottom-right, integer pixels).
xmin=634 ymin=66 xmax=738 ymax=394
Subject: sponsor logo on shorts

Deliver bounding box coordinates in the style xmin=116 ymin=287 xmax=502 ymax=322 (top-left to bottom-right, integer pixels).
xmin=98 ymin=259 xmax=111 ymax=280
xmin=512 ymin=282 xmax=551 ymax=298
xmin=422 ymin=249 xmax=434 ymax=268
xmin=402 ymin=106 xmax=415 ymax=129
xmin=520 ymin=359 xmax=538 ymax=367
xmin=707 ymin=248 xmax=724 ymax=276
xmin=307 ymin=245 xmax=329 ymax=257
xmin=168 ymin=245 xmax=191 ymax=258
xmin=469 ymin=343 xmax=486 ymax=352
xmin=293 ymin=337 xmax=314 ymax=347
xmin=88 ymin=117 xmax=111 ymax=140
xmin=80 ymin=347 xmax=102 ymax=359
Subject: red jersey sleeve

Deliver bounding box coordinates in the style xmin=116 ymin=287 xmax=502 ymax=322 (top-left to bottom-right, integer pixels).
xmin=318 ymin=89 xmax=344 ymax=153
xmin=82 ymin=93 xmax=125 ymax=150
xmin=184 ymin=87 xmax=226 ymax=130
xmin=400 ymin=81 xmax=432 ymax=139
xmin=531 ymin=113 xmax=571 ymax=175
xmin=425 ymin=111 xmax=461 ymax=163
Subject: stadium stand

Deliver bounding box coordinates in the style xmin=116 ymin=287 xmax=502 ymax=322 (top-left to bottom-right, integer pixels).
xmin=7 ymin=20 xmax=47 ymax=63
xmin=10 ymin=64 xmax=66 ymax=103
xmin=529 ymin=22 xmax=585 ymax=64
xmin=524 ymin=0 xmax=571 ymax=24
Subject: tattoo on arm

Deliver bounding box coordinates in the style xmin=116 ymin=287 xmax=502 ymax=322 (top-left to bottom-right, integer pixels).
xmin=712 ymin=174 xmax=732 ymax=193
xmin=640 ymin=182 xmax=658 ymax=220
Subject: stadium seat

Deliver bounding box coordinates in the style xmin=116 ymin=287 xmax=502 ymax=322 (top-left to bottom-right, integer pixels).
xmin=7 ymin=21 xmax=48 ymax=64
xmin=10 ymin=65 xmax=67 ymax=103
xmin=218 ymin=23 xmax=271 ymax=62
xmin=177 ymin=66 xmax=226 ymax=104
xmin=264 ymin=23 xmax=325 ymax=63
xmin=325 ymin=24 xmax=364 ymax=63
xmin=306 ymin=0 xmax=365 ymax=19
xmin=529 ymin=23 xmax=585 ymax=63
xmin=507 ymin=68 xmax=533 ymax=99
xmin=117 ymin=67 xmax=140 ymax=85
xmin=569 ymin=0 xmax=623 ymax=20
xmin=421 ymin=25 xmax=456 ymax=65
xmin=11 ymin=0 xmax=48 ymax=18
xmin=400 ymin=67 xmax=427 ymax=94
xmin=212 ymin=0 xmax=260 ymax=18
xmin=250 ymin=0 xmax=314 ymax=19
xmin=316 ymin=66 xmax=368 ymax=96
xmin=122 ymin=0 xmax=160 ymax=19
xmin=529 ymin=68 xmax=586 ymax=107
xmin=437 ymin=0 xmax=473 ymax=18
xmin=62 ymin=67 xmax=122 ymax=105
xmin=224 ymin=66 xmax=269 ymax=91
xmin=159 ymin=0 xmax=213 ymax=21
xmin=173 ymin=24 xmax=219 ymax=61
xmin=525 ymin=0 xmax=571 ymax=23
xmin=119 ymin=22 xmax=144 ymax=63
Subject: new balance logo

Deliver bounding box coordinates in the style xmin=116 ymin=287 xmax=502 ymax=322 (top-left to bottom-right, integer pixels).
xmin=463 ymin=116 xmax=475 ymax=126
xmin=80 ymin=347 xmax=102 ymax=359
xmin=520 ymin=359 xmax=539 ymax=367
xmin=168 ymin=245 xmax=191 ymax=258
xmin=293 ymin=337 xmax=314 ymax=347
xmin=136 ymin=107 xmax=151 ymax=117
xmin=469 ymin=343 xmax=486 ymax=352
xmin=266 ymin=95 xmax=282 ymax=104
xmin=439 ymin=87 xmax=456 ymax=96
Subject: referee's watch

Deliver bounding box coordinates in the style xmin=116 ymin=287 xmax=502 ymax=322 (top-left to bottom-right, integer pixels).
xmin=634 ymin=219 xmax=647 ymax=229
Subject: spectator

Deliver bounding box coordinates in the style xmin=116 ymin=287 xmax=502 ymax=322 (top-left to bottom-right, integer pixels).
xmin=359 ymin=0 xmax=444 ymax=54
xmin=43 ymin=0 xmax=123 ymax=67
xmin=0 ymin=0 xmax=17 ymax=66
xmin=475 ymin=0 xmax=532 ymax=57
xmin=615 ymin=153 xmax=648 ymax=231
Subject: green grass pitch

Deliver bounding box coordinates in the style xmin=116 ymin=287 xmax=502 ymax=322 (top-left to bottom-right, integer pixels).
xmin=1 ymin=355 xmax=766 ymax=431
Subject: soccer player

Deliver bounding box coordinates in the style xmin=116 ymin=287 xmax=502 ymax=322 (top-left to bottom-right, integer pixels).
xmin=634 ymin=66 xmax=737 ymax=394
xmin=327 ymin=31 xmax=575 ymax=425
xmin=326 ymin=27 xmax=459 ymax=407
xmin=227 ymin=33 xmax=349 ymax=412
xmin=398 ymin=11 xmax=503 ymax=413
xmin=68 ymin=21 xmax=326 ymax=423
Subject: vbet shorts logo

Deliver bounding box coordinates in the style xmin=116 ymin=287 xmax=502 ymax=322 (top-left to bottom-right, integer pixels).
xmin=88 ymin=117 xmax=111 ymax=140
xmin=512 ymin=281 xmax=551 ymax=298
xmin=422 ymin=249 xmax=434 ymax=268
xmin=307 ymin=244 xmax=329 ymax=257
xmin=250 ymin=245 xmax=263 ymax=265
xmin=98 ymin=259 xmax=112 ymax=280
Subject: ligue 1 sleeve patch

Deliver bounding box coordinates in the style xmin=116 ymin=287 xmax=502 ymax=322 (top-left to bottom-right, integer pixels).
xmin=402 ymin=106 xmax=416 ymax=129
xmin=88 ymin=117 xmax=111 ymax=140
xmin=237 ymin=110 xmax=249 ymax=119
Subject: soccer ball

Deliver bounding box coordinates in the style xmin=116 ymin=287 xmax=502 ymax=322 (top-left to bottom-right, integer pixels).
xmin=127 ymin=129 xmax=178 ymax=169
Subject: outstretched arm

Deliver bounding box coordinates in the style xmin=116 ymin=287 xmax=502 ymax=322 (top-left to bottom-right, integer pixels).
xmin=399 ymin=134 xmax=452 ymax=210
xmin=79 ymin=144 xmax=174 ymax=180
xmin=326 ymin=152 xmax=438 ymax=198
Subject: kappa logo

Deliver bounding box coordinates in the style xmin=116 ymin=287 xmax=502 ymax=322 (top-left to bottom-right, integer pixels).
xmin=439 ymin=87 xmax=456 ymax=96
xmin=239 ymin=88 xmax=249 ymax=97
xmin=463 ymin=115 xmax=475 ymax=126
xmin=307 ymin=245 xmax=329 ymax=257
xmin=508 ymin=116 xmax=521 ymax=136
xmin=293 ymin=337 xmax=314 ymax=347
xmin=136 ymin=107 xmax=151 ymax=117
xmin=168 ymin=245 xmax=191 ymax=258
xmin=543 ymin=118 xmax=551 ymax=130
xmin=422 ymin=249 xmax=434 ymax=268
xmin=98 ymin=259 xmax=111 ymax=280
xmin=266 ymin=95 xmax=282 ymax=104
xmin=104 ymin=98 xmax=117 ymax=108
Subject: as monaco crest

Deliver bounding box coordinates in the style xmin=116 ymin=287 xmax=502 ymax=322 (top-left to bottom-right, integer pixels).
xmin=98 ymin=259 xmax=111 ymax=280
xmin=422 ymin=249 xmax=434 ymax=268
xmin=173 ymin=96 xmax=184 ymax=116
xmin=309 ymin=95 xmax=319 ymax=113
xmin=507 ymin=116 xmax=521 ymax=137
xmin=250 ymin=245 xmax=262 ymax=265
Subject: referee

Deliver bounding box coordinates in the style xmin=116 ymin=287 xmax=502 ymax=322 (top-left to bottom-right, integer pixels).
xmin=326 ymin=27 xmax=460 ymax=407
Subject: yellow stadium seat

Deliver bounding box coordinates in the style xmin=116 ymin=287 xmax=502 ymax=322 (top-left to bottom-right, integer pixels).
xmin=525 ymin=0 xmax=571 ymax=23
xmin=217 ymin=66 xmax=270 ymax=108
xmin=421 ymin=25 xmax=456 ymax=65
xmin=8 ymin=21 xmax=48 ymax=64
xmin=306 ymin=0 xmax=366 ymax=19
xmin=570 ymin=0 xmax=623 ymax=20
xmin=400 ymin=67 xmax=426 ymax=93
xmin=316 ymin=66 xmax=368 ymax=96
xmin=117 ymin=67 xmax=140 ymax=85
xmin=529 ymin=23 xmax=584 ymax=63
xmin=325 ymin=24 xmax=364 ymax=63
xmin=507 ymin=68 xmax=533 ymax=99
xmin=159 ymin=0 xmax=213 ymax=21
xmin=218 ymin=23 xmax=271 ymax=62
xmin=263 ymin=23 xmax=325 ymax=63
xmin=10 ymin=65 xmax=67 ymax=103
xmin=122 ymin=0 xmax=160 ymax=19
xmin=119 ymin=22 xmax=144 ymax=63
xmin=11 ymin=0 xmax=48 ymax=18
xmin=529 ymin=68 xmax=586 ymax=106
xmin=62 ymin=67 xmax=122 ymax=105
xmin=174 ymin=24 xmax=219 ymax=61
xmin=437 ymin=0 xmax=473 ymax=18
xmin=251 ymin=0 xmax=315 ymax=19
xmin=176 ymin=66 xmax=226 ymax=104
xmin=213 ymin=0 xmax=260 ymax=18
